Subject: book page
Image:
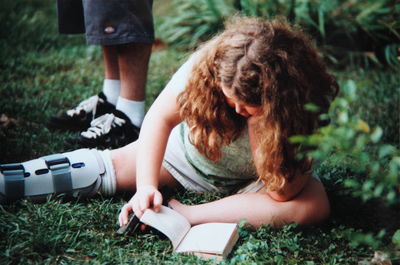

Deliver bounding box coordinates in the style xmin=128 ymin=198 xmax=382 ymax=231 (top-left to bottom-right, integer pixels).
xmin=140 ymin=206 xmax=191 ymax=250
xmin=176 ymin=223 xmax=238 ymax=256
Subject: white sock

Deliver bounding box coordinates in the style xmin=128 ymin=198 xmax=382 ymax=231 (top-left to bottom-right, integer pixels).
xmin=116 ymin=96 xmax=145 ymax=127
xmin=102 ymin=79 xmax=121 ymax=106
xmin=98 ymin=149 xmax=117 ymax=196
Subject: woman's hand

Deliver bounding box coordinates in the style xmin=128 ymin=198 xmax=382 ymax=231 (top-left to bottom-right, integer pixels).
xmin=118 ymin=185 xmax=163 ymax=227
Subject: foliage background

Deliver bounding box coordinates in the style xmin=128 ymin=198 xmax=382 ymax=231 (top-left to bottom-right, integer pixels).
xmin=0 ymin=0 xmax=399 ymax=264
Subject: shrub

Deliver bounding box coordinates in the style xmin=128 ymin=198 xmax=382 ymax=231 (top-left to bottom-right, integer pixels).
xmin=157 ymin=0 xmax=230 ymax=49
xmin=291 ymin=80 xmax=399 ymax=205
xmin=159 ymin=0 xmax=400 ymax=67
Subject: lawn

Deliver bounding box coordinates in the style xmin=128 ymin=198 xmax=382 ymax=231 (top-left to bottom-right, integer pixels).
xmin=0 ymin=0 xmax=399 ymax=264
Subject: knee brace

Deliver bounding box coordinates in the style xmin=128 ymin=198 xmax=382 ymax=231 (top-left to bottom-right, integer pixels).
xmin=0 ymin=149 xmax=105 ymax=203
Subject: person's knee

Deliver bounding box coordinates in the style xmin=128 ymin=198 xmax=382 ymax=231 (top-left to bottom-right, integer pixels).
xmin=111 ymin=141 xmax=138 ymax=190
xmin=111 ymin=141 xmax=137 ymax=169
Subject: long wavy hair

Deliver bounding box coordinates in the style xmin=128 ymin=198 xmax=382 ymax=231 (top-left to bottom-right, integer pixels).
xmin=177 ymin=17 xmax=338 ymax=192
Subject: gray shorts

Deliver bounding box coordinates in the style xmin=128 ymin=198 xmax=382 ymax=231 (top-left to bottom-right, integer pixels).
xmin=57 ymin=0 xmax=154 ymax=45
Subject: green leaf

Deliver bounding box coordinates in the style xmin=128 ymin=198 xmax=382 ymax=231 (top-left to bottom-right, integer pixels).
xmin=369 ymin=161 xmax=380 ymax=174
xmin=389 ymin=158 xmax=400 ymax=179
xmin=308 ymin=135 xmax=324 ymax=145
xmin=379 ymin=144 xmax=396 ymax=158
xmin=392 ymin=230 xmax=400 ymax=246
xmin=362 ymin=180 xmax=374 ymax=192
xmin=318 ymin=6 xmax=325 ymax=38
xmin=344 ymin=179 xmax=360 ymax=188
xmin=391 ymin=157 xmax=400 ymax=166
xmin=290 ymin=135 xmax=307 ymax=144
xmin=304 ymin=103 xmax=320 ymax=112
xmin=356 ymin=2 xmax=383 ymax=24
xmin=386 ymin=191 xmax=396 ymax=202
xmin=373 ymin=183 xmax=384 ymax=197
xmin=343 ymin=80 xmax=357 ymax=100
xmin=370 ymin=127 xmax=383 ymax=143
xmin=338 ymin=112 xmax=349 ymax=124
xmin=355 ymin=135 xmax=368 ymax=151
xmin=356 ymin=119 xmax=370 ymax=133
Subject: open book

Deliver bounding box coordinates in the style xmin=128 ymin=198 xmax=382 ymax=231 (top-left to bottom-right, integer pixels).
xmin=140 ymin=205 xmax=239 ymax=261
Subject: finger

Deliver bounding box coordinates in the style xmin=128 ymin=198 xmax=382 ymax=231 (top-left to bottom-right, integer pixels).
xmin=123 ymin=203 xmax=133 ymax=225
xmin=132 ymin=198 xmax=144 ymax=218
xmin=118 ymin=211 xmax=124 ymax=227
xmin=119 ymin=203 xmax=132 ymax=226
xmin=135 ymin=209 xmax=144 ymax=218
xmin=139 ymin=194 xmax=151 ymax=212
xmin=153 ymin=191 xmax=163 ymax=212
xmin=118 ymin=205 xmax=127 ymax=226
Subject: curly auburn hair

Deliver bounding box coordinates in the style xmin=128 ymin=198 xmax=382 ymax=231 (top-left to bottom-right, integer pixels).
xmin=177 ymin=17 xmax=338 ymax=192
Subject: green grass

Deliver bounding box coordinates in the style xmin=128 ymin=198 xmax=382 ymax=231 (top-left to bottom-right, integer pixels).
xmin=1 ymin=0 xmax=399 ymax=264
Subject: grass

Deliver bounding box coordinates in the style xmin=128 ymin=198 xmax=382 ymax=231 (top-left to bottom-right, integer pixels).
xmin=0 ymin=0 xmax=399 ymax=264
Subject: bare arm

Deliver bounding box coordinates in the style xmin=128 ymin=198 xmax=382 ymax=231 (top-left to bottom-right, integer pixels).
xmin=119 ymin=87 xmax=182 ymax=225
xmin=169 ymin=192 xmax=293 ymax=228
xmin=168 ymin=176 xmax=329 ymax=228
xmin=118 ymin=52 xmax=203 ymax=226
xmin=136 ymin=88 xmax=181 ymax=188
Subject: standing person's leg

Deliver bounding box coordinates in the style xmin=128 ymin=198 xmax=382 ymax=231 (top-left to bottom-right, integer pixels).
xmin=48 ymin=45 xmax=120 ymax=131
xmin=50 ymin=0 xmax=154 ymax=149
xmin=101 ymin=45 xmax=121 ymax=106
xmin=49 ymin=0 xmax=117 ymax=131
xmin=103 ymin=46 xmax=119 ymax=80
xmin=116 ymin=43 xmax=152 ymax=128
xmin=118 ymin=43 xmax=151 ymax=103
xmin=65 ymin=0 xmax=154 ymax=149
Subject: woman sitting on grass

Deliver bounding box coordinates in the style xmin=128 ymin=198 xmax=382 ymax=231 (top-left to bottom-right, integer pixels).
xmin=1 ymin=17 xmax=338 ymax=228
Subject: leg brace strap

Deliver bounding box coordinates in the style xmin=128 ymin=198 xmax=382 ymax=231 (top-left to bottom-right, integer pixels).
xmin=42 ymin=154 xmax=73 ymax=194
xmin=0 ymin=163 xmax=25 ymax=200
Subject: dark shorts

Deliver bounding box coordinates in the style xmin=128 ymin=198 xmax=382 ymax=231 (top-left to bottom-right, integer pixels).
xmin=57 ymin=0 xmax=154 ymax=45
